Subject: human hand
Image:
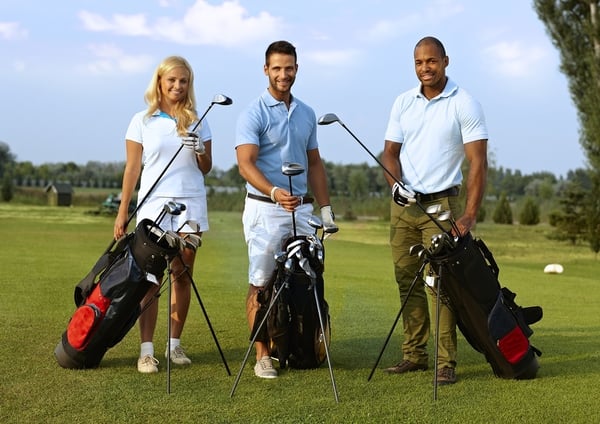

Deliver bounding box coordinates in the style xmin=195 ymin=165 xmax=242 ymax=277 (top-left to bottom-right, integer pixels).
xmin=320 ymin=205 xmax=339 ymax=233
xmin=392 ymin=182 xmax=416 ymax=207
xmin=181 ymin=132 xmax=205 ymax=155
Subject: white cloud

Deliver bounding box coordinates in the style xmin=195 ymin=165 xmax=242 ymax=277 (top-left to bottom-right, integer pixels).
xmin=0 ymin=22 xmax=28 ymax=40
xmin=80 ymin=44 xmax=154 ymax=75
xmin=483 ymin=41 xmax=547 ymax=78
xmin=78 ymin=0 xmax=284 ymax=47
xmin=362 ymin=0 xmax=463 ymax=42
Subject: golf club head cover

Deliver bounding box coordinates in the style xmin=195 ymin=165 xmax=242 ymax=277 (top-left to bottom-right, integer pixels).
xmin=181 ymin=132 xmax=205 ymax=155
xmin=320 ymin=205 xmax=339 ymax=233
xmin=392 ymin=182 xmax=416 ymax=207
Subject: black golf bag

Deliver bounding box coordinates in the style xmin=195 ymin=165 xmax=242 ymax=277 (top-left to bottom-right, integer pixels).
xmin=254 ymin=235 xmax=331 ymax=369
xmin=428 ymin=232 xmax=542 ymax=379
xmin=54 ymin=219 xmax=179 ymax=369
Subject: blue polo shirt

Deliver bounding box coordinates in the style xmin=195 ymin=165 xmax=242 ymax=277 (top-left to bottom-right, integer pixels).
xmin=384 ymin=77 xmax=488 ymax=193
xmin=235 ymin=89 xmax=318 ymax=196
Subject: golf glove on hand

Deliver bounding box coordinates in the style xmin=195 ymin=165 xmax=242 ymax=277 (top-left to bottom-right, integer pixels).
xmin=392 ymin=182 xmax=416 ymax=207
xmin=320 ymin=205 xmax=339 ymax=233
xmin=181 ymin=132 xmax=205 ymax=155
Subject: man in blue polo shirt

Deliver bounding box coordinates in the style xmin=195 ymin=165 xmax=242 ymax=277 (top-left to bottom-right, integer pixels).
xmin=235 ymin=40 xmax=337 ymax=379
xmin=381 ymin=36 xmax=488 ymax=385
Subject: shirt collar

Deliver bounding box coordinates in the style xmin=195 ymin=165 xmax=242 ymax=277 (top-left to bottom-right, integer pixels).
xmin=414 ymin=77 xmax=458 ymax=100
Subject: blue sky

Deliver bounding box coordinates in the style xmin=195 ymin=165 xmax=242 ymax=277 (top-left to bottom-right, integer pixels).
xmin=0 ymin=0 xmax=585 ymax=177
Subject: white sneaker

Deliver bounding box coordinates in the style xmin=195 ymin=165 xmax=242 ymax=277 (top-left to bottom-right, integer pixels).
xmin=165 ymin=345 xmax=192 ymax=365
xmin=137 ymin=355 xmax=159 ymax=373
xmin=254 ymin=356 xmax=278 ymax=379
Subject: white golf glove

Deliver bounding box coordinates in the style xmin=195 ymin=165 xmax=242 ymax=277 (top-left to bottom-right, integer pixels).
xmin=392 ymin=182 xmax=416 ymax=207
xmin=181 ymin=132 xmax=205 ymax=155
xmin=320 ymin=205 xmax=339 ymax=233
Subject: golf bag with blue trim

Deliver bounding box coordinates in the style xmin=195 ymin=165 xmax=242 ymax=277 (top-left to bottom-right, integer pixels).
xmin=429 ymin=232 xmax=542 ymax=379
xmin=54 ymin=219 xmax=179 ymax=369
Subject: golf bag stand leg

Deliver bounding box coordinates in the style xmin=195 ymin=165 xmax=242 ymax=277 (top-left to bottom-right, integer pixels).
xmin=185 ymin=263 xmax=231 ymax=375
xmin=311 ymin=277 xmax=340 ymax=403
xmin=368 ymin=258 xmax=429 ymax=381
xmin=166 ymin=257 xmax=173 ymax=394
xmin=432 ymin=262 xmax=443 ymax=401
xmin=229 ymin=277 xmax=290 ymax=398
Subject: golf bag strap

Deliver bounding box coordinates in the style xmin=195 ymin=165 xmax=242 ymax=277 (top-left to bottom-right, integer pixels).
xmin=74 ymin=253 xmax=111 ymax=306
xmin=73 ymin=235 xmax=131 ymax=306
xmin=475 ymin=237 xmax=500 ymax=276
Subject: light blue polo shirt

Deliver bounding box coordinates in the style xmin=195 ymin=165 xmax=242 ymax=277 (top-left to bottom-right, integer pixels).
xmin=235 ymin=89 xmax=318 ymax=196
xmin=384 ymin=77 xmax=488 ymax=194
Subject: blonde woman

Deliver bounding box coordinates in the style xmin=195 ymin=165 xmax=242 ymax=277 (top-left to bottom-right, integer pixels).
xmin=114 ymin=56 xmax=212 ymax=373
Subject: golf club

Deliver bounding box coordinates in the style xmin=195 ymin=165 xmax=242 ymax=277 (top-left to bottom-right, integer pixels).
xmin=317 ymin=113 xmax=448 ymax=233
xmin=282 ymin=162 xmax=305 ymax=238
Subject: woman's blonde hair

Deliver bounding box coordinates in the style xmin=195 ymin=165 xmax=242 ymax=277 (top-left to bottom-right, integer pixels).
xmin=144 ymin=56 xmax=198 ymax=135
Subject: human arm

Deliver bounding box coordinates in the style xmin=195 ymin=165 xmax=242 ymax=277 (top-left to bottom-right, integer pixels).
xmin=235 ymin=143 xmax=299 ymax=212
xmin=455 ymin=139 xmax=488 ymax=236
xmin=382 ymin=140 xmax=415 ymax=206
xmin=113 ymin=140 xmax=143 ymax=239
xmin=307 ymin=148 xmax=338 ymax=232
xmin=195 ymin=139 xmax=212 ymax=175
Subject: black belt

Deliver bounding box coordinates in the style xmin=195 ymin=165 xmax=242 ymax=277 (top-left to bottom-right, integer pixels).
xmin=247 ymin=192 xmax=314 ymax=204
xmin=415 ymin=186 xmax=459 ymax=203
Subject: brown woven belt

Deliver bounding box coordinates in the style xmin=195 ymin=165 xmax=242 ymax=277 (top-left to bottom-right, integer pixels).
xmin=247 ymin=192 xmax=314 ymax=204
xmin=415 ymin=186 xmax=459 ymax=202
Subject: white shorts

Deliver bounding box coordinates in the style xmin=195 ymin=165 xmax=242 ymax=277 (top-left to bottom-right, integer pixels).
xmin=242 ymin=197 xmax=315 ymax=287
xmin=136 ymin=195 xmax=208 ymax=233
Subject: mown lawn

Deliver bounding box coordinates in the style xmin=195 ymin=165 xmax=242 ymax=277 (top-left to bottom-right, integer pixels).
xmin=0 ymin=204 xmax=598 ymax=423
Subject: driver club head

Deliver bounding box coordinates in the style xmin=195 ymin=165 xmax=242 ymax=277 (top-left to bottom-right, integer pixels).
xmin=211 ymin=94 xmax=233 ymax=105
xmin=426 ymin=204 xmax=442 ymax=215
xmin=317 ymin=113 xmax=341 ymax=126
xmin=282 ymin=162 xmax=305 ymax=176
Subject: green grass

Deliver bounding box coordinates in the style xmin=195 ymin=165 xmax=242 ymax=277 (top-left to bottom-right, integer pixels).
xmin=0 ymin=204 xmax=599 ymax=423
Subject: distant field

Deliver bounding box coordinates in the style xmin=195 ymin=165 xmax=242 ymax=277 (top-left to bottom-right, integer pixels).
xmin=0 ymin=204 xmax=598 ymax=423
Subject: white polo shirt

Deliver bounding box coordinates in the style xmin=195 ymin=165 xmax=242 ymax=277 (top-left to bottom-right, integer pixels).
xmin=384 ymin=77 xmax=488 ymax=194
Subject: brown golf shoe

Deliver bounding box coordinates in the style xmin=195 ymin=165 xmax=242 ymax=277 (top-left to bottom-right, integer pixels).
xmin=384 ymin=359 xmax=428 ymax=374
xmin=435 ymin=367 xmax=457 ymax=385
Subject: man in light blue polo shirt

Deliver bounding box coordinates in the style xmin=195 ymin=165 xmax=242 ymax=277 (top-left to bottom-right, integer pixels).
xmin=235 ymin=40 xmax=338 ymax=379
xmin=381 ymin=36 xmax=488 ymax=385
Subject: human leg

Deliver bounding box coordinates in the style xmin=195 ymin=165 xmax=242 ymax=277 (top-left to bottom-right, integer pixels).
xmin=165 ymin=246 xmax=195 ymax=365
xmin=138 ymin=284 xmax=160 ymax=373
xmin=387 ymin=203 xmax=430 ymax=369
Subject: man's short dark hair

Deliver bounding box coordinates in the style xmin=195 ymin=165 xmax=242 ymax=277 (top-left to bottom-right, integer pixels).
xmin=415 ymin=36 xmax=447 ymax=57
xmin=265 ymin=40 xmax=297 ymax=65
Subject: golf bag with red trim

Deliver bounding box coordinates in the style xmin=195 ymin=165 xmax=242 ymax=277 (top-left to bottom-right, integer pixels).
xmin=54 ymin=219 xmax=179 ymax=369
xmin=429 ymin=232 xmax=542 ymax=379
xmin=253 ymin=235 xmax=331 ymax=369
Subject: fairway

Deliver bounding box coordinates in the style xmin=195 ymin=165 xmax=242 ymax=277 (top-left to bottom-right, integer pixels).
xmin=0 ymin=204 xmax=599 ymax=423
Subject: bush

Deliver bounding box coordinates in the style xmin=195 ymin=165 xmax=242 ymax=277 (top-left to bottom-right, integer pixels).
xmin=493 ymin=192 xmax=513 ymax=224
xmin=519 ymin=197 xmax=540 ymax=225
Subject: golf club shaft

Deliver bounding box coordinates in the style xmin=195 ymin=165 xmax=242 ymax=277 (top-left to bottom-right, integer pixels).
xmin=337 ymin=121 xmax=447 ymax=233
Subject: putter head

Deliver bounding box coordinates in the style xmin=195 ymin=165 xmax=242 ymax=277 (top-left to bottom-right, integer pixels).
xmin=282 ymin=162 xmax=305 ymax=176
xmin=317 ymin=113 xmax=341 ymax=126
xmin=211 ymin=94 xmax=233 ymax=105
